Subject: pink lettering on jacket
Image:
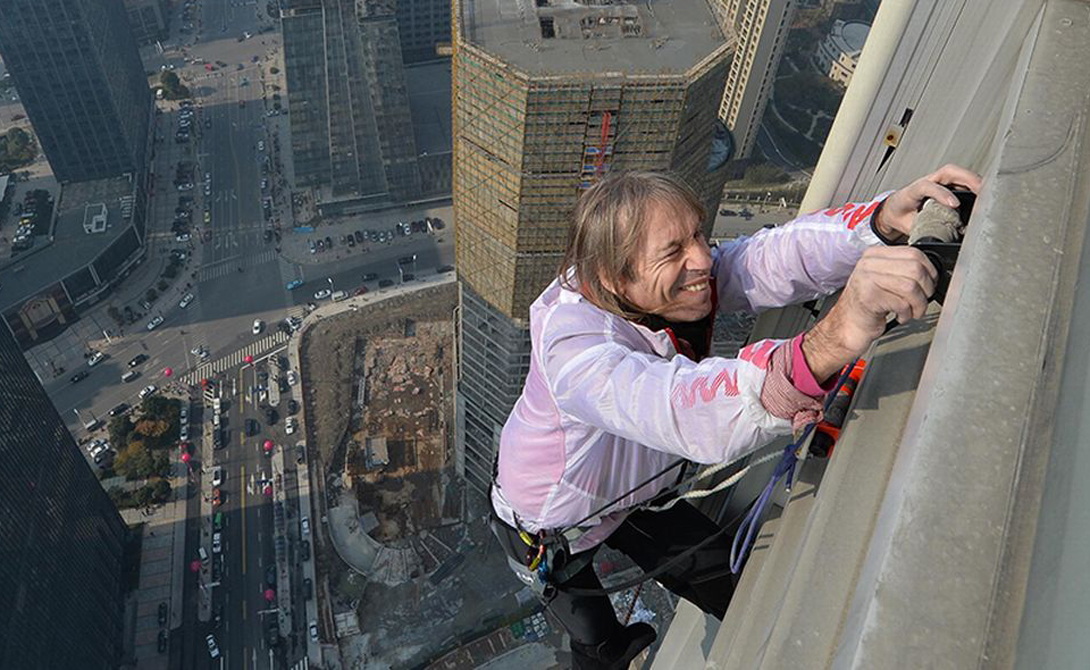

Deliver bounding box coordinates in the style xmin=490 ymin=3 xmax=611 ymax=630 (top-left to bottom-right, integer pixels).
xmin=671 ymin=368 xmax=740 ymax=409
xmin=739 ymin=340 xmax=777 ymax=370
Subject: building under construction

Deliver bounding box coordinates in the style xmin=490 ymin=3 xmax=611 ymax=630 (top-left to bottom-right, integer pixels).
xmin=452 ymin=0 xmax=741 ymax=493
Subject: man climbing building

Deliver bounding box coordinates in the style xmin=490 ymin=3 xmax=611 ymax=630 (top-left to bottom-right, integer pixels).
xmin=490 ymin=165 xmax=981 ymax=669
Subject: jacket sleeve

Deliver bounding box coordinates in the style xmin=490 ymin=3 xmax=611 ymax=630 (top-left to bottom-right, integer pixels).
xmin=541 ymin=305 xmax=794 ymax=465
xmin=714 ymin=193 xmax=892 ymax=313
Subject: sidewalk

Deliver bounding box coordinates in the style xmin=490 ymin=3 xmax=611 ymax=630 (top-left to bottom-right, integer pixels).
xmin=117 ymin=457 xmax=190 ymax=669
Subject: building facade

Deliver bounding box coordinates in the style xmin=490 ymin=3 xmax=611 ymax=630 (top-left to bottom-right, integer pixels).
xmin=453 ymin=0 xmax=736 ymax=494
xmin=0 ymin=0 xmax=152 ymax=184
xmin=123 ymin=0 xmax=169 ymax=45
xmin=814 ymin=19 xmax=870 ymax=87
xmin=281 ymin=0 xmax=423 ymax=203
xmin=719 ymin=0 xmax=798 ymax=158
xmin=395 ymin=0 xmax=451 ymax=64
xmin=0 ymin=324 xmax=127 ymax=668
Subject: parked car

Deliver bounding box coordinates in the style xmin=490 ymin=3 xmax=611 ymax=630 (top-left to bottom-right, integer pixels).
xmin=285 ymin=417 xmax=297 ymax=434
xmin=288 ymin=399 xmax=299 ymax=415
xmin=158 ymin=602 xmax=168 ymax=626
xmin=309 ymin=621 xmax=319 ymax=643
xmin=88 ymin=351 xmax=106 ymax=367
xmin=354 ymin=230 xmax=365 ymax=243
xmin=303 ymin=576 xmax=313 ymax=599
xmin=286 ymin=279 xmax=303 ymax=291
xmin=296 ymin=444 xmax=306 ymax=464
xmin=206 ymin=634 xmax=220 ymax=659
xmin=378 ymin=279 xmax=394 ymax=288
xmin=300 ymin=540 xmax=311 ymax=562
xmin=287 ymin=370 xmax=297 ymax=386
xmin=313 ymin=288 xmax=332 ymax=300
xmin=146 ymin=315 xmax=164 ymax=331
xmin=157 ymin=630 xmax=168 ymax=654
xmin=179 ymin=292 xmax=195 ymax=308
xmin=265 ymin=564 xmax=277 ymax=587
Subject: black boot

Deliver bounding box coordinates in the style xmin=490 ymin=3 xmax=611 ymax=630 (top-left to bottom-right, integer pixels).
xmin=571 ymin=622 xmax=657 ymax=670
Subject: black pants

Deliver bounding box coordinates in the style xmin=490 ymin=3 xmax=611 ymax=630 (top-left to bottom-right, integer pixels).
xmin=494 ymin=501 xmax=738 ymax=665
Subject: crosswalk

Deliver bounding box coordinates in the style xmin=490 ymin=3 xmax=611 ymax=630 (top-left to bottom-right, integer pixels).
xmin=287 ymin=657 xmax=310 ymax=670
xmin=197 ymin=249 xmax=277 ymax=282
xmin=181 ymin=330 xmax=289 ymax=384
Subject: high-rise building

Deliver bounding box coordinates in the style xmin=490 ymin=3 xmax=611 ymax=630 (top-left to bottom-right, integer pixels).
xmin=0 ymin=0 xmax=152 ymax=184
xmin=123 ymin=0 xmax=169 ymax=46
xmin=395 ymin=0 xmax=451 ymax=64
xmin=452 ymin=0 xmax=737 ymax=494
xmin=281 ymin=0 xmax=423 ymax=202
xmin=0 ymin=325 xmax=127 ymax=668
xmin=719 ymin=0 xmax=798 ymax=158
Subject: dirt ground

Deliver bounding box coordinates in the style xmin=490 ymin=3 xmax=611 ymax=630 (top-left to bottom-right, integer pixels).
xmin=299 ymin=283 xmax=528 ymax=668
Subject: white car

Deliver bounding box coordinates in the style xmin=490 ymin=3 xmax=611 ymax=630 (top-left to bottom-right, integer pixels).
xmin=287 ymin=370 xmax=297 ymax=385
xmin=177 ymin=183 xmax=194 ymax=191
xmin=301 ymin=516 xmax=310 ymax=536
xmin=140 ymin=384 xmax=158 ymax=399
xmin=257 ymin=140 xmax=265 ymax=151
xmin=212 ymin=466 xmax=223 ymax=487
xmin=309 ymin=621 xmax=318 ymax=643
xmin=313 ymin=289 xmax=332 ymax=300
xmin=146 ymin=315 xmax=164 ymax=331
xmin=252 ymin=319 xmax=264 ymax=335
xmin=285 ymin=417 xmax=297 ymax=435
xmin=88 ymin=351 xmax=106 ymax=367
xmin=175 ymin=233 xmax=190 ymax=242
xmin=89 ymin=442 xmax=110 ymax=458
xmin=179 ymin=292 xmax=195 ymax=308
xmin=180 ymin=423 xmax=189 ymax=441
xmin=211 ymin=532 xmax=222 ymax=553
xmin=206 ymin=634 xmax=220 ymax=659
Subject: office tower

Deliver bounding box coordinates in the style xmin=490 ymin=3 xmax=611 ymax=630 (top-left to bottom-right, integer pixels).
xmin=720 ymin=0 xmax=798 ymax=158
xmin=123 ymin=0 xmax=169 ymax=46
xmin=281 ymin=0 xmax=423 ymax=202
xmin=0 ymin=0 xmax=152 ymax=183
xmin=453 ymin=0 xmax=736 ymax=493
xmin=0 ymin=325 xmax=127 ymax=668
xmin=395 ymin=0 xmax=451 ymax=64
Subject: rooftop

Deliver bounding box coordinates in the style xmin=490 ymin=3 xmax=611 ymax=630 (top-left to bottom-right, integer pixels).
xmin=0 ymin=176 xmax=136 ymax=311
xmin=459 ymin=0 xmax=728 ymax=76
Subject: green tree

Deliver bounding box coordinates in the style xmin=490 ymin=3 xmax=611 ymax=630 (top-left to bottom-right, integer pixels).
xmin=115 ymin=441 xmax=156 ymax=480
xmin=145 ymin=288 xmax=158 ymax=302
xmin=108 ymin=414 xmax=135 ymax=451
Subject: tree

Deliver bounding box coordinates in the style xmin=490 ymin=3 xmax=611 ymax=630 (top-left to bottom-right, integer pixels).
xmin=160 ymin=71 xmax=181 ymax=90
xmin=134 ymin=418 xmax=171 ymax=439
xmin=115 ymin=441 xmax=156 ymax=480
xmin=108 ymin=414 xmax=135 ymax=450
xmin=145 ymin=288 xmax=158 ymax=302
xmin=151 ymin=478 xmax=172 ymax=502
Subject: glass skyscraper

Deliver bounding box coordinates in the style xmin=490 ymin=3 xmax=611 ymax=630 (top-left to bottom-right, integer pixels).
xmin=0 ymin=324 xmax=127 ymax=668
xmin=0 ymin=0 xmax=151 ymax=183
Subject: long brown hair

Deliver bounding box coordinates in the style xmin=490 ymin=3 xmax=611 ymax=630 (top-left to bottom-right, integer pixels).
xmin=559 ymin=171 xmax=706 ymax=319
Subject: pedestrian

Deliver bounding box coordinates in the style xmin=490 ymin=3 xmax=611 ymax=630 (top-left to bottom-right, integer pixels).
xmin=489 ymin=166 xmax=982 ymax=668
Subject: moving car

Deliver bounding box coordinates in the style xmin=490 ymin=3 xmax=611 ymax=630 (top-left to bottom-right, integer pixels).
xmin=301 ymin=516 xmax=310 ymax=536
xmin=309 ymin=621 xmax=319 ymax=643
xmin=88 ymin=351 xmax=106 ymax=367
xmin=265 ymin=564 xmax=276 ymax=587
xmin=212 ymin=466 xmax=223 ymax=487
xmin=140 ymin=385 xmax=158 ymax=399
xmin=300 ymin=540 xmax=311 ymax=562
xmin=211 ymin=532 xmax=222 ymax=553
xmin=252 ymin=319 xmax=264 ymax=335
xmin=158 ymin=602 xmax=168 ymax=626
xmin=70 ymin=370 xmax=89 ymax=383
xmin=157 ymin=630 xmax=168 ymax=654
xmin=108 ymin=403 xmax=129 ymax=417
xmin=146 ymin=315 xmax=164 ymax=331
xmin=361 ymin=272 xmax=378 ymax=282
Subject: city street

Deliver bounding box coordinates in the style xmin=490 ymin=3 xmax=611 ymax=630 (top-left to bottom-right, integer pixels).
xmin=24 ymin=2 xmax=449 ymax=670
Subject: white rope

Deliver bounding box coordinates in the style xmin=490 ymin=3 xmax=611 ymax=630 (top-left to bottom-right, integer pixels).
xmin=644 ymin=450 xmax=783 ymax=513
